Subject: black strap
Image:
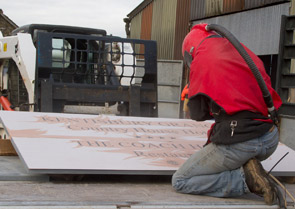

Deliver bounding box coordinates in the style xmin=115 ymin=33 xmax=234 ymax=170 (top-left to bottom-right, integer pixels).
xmin=195 ymin=34 xmax=222 ymax=51
xmin=214 ymin=111 xmax=269 ymax=123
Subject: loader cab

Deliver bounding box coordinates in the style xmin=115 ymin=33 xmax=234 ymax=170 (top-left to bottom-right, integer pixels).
xmin=13 ymin=24 xmax=109 ymax=84
xmin=8 ymin=24 xmax=158 ymax=116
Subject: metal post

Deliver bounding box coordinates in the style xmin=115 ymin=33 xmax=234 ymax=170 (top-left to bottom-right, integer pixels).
xmin=290 ymin=0 xmax=295 ymax=103
xmin=40 ymin=80 xmax=53 ymax=112
xmin=129 ymin=85 xmax=141 ymax=116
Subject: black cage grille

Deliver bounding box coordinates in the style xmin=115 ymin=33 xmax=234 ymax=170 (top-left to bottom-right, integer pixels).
xmin=37 ymin=32 xmax=156 ymax=87
xmin=35 ymin=31 xmax=157 ymax=116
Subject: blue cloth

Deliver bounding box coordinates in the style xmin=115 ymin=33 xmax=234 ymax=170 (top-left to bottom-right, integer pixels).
xmin=172 ymin=126 xmax=279 ymax=197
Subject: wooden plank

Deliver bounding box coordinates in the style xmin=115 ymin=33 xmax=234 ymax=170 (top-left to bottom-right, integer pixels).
xmin=0 ymin=111 xmax=294 ymax=175
xmin=0 ymin=140 xmax=17 ymax=156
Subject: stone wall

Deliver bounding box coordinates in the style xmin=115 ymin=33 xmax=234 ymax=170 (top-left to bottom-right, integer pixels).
xmin=0 ymin=9 xmax=18 ymax=36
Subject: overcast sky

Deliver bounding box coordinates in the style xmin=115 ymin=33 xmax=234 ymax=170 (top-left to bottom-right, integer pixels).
xmin=1 ymin=0 xmax=143 ymax=37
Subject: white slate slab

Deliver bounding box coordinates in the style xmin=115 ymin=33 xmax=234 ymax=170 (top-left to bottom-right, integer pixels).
xmin=0 ymin=111 xmax=294 ymax=175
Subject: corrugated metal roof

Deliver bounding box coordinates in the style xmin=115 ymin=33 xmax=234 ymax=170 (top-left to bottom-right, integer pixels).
xmin=127 ymin=0 xmax=153 ymax=20
xmin=245 ymin=0 xmax=289 ymax=9
xmin=151 ymin=0 xmax=163 ymax=50
xmin=190 ymin=0 xmax=290 ymax=20
xmin=205 ymin=0 xmax=223 ymax=17
xmin=190 ymin=0 xmax=206 ymax=20
xmin=174 ymin=0 xmax=191 ymax=60
xmin=192 ymin=2 xmax=290 ymax=55
xmin=139 ymin=1 xmax=153 ymax=55
xmin=127 ymin=0 xmax=190 ymax=60
xmin=223 ymin=0 xmax=244 ymax=13
xmin=151 ymin=0 xmax=178 ymax=60
xmin=130 ymin=11 xmax=142 ymax=54
xmin=244 ymin=0 xmax=265 ymax=9
xmin=140 ymin=1 xmax=153 ymax=40
xmin=130 ymin=11 xmax=142 ymax=40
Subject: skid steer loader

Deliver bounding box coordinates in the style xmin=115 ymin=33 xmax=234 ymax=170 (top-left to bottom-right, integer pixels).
xmin=0 ymin=24 xmax=157 ymax=117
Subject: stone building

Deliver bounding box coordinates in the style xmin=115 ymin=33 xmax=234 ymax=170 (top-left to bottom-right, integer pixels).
xmin=0 ymin=9 xmax=18 ymax=36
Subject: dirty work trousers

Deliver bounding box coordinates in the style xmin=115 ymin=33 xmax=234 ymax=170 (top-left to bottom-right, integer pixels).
xmin=171 ymin=126 xmax=279 ymax=197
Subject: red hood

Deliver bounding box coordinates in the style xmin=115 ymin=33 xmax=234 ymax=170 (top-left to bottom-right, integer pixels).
xmin=182 ymin=23 xmax=215 ymax=59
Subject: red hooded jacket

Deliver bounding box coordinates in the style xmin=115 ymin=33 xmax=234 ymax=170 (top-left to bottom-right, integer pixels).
xmin=186 ymin=24 xmax=282 ymax=117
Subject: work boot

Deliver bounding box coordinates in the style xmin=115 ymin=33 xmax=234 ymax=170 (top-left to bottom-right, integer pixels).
xmin=243 ymin=158 xmax=276 ymax=205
